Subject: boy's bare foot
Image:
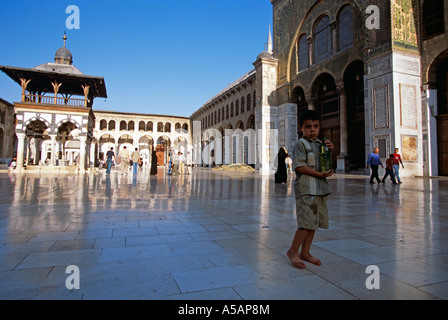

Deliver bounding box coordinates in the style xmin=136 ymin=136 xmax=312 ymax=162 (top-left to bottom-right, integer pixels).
xmin=300 ymin=253 xmax=322 ymax=266
xmin=287 ymin=250 xmax=307 ymax=269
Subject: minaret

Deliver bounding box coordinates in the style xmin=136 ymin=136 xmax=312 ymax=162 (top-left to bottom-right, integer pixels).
xmin=267 ymin=25 xmax=273 ymax=54
xmin=253 ymin=24 xmax=279 ymax=174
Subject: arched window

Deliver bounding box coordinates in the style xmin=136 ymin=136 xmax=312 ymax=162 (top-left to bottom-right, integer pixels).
xmin=230 ymin=102 xmax=234 ymax=118
xmin=139 ymin=121 xmax=145 ymax=131
xmin=298 ymin=34 xmax=309 ymax=71
xmin=241 ymin=97 xmax=245 ymax=113
xmin=253 ymin=92 xmax=256 ymax=109
xmin=314 ymin=16 xmax=332 ymax=64
xmin=165 ymin=122 xmax=171 ymax=133
xmin=120 ymin=120 xmax=127 ymax=131
xmin=157 ymin=122 xmax=164 ymax=132
xmin=147 ymin=121 xmax=153 ymax=132
xmin=235 ymin=100 xmax=239 ymax=116
xmin=128 ymin=121 xmax=135 ymax=131
xmin=108 ymin=120 xmax=115 ymax=131
xmin=247 ymin=94 xmax=251 ymax=111
xmin=338 ymin=6 xmax=354 ymax=51
xmin=100 ymin=119 xmax=107 ymax=130
xmin=423 ymin=0 xmax=445 ymax=39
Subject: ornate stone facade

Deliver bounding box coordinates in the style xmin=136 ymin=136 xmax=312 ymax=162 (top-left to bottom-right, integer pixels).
xmin=0 ymin=35 xmax=192 ymax=173
xmin=93 ymin=111 xmax=190 ymax=167
xmin=190 ymin=0 xmax=447 ymax=177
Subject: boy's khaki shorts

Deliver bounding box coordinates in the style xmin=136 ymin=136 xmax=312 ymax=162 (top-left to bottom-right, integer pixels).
xmin=296 ymin=195 xmax=329 ymax=230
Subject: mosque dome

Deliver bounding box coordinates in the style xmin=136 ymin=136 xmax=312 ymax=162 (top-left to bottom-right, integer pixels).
xmin=33 ymin=33 xmax=83 ymax=74
xmin=54 ymin=33 xmax=73 ymax=65
xmin=256 ymin=51 xmax=274 ymax=60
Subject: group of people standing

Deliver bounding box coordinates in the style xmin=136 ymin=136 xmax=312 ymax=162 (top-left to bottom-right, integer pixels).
xmin=104 ymin=146 xmax=158 ymax=176
xmin=167 ymin=151 xmax=193 ymax=176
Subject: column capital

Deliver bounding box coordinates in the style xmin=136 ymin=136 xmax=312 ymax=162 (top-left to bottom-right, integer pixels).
xmin=336 ymin=82 xmax=345 ymax=94
xmin=305 ymin=94 xmax=316 ymax=103
xmin=330 ymin=20 xmax=337 ymax=29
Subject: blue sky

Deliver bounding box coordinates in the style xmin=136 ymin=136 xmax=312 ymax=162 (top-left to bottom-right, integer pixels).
xmin=0 ymin=0 xmax=272 ymax=117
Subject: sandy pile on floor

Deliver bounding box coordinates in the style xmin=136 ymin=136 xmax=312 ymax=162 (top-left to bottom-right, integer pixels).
xmin=212 ymin=164 xmax=255 ymax=172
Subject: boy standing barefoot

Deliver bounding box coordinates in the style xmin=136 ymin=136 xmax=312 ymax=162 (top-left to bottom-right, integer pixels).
xmin=287 ymin=110 xmax=334 ymax=268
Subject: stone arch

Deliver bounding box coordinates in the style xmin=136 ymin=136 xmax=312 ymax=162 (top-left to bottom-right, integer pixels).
xmin=138 ymin=135 xmax=155 ymax=166
xmin=24 ymin=116 xmax=51 ymax=131
xmin=155 ymin=135 xmax=171 ymax=166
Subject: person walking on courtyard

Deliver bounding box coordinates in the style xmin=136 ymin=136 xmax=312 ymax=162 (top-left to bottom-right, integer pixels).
xmin=393 ymin=148 xmax=404 ymax=184
xmin=366 ymin=147 xmax=383 ymax=184
xmin=167 ymin=150 xmax=173 ymax=175
xmin=275 ymin=147 xmax=288 ymax=184
xmin=105 ymin=147 xmax=116 ymax=175
xmin=171 ymin=151 xmax=179 ymax=176
xmin=131 ymin=147 xmax=140 ymax=175
xmin=119 ymin=146 xmax=130 ymax=176
xmin=287 ymin=110 xmax=334 ymax=269
xmin=178 ymin=152 xmax=185 ymax=175
xmin=382 ymin=154 xmax=397 ymax=184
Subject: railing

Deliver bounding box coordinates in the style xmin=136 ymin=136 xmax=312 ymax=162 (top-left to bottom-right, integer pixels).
xmin=23 ymin=94 xmax=87 ymax=107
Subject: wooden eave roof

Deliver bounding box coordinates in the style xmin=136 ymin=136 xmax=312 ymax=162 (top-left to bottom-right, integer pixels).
xmin=0 ymin=65 xmax=107 ymax=98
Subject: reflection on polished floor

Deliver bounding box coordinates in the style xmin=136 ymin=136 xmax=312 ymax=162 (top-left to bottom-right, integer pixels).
xmin=0 ymin=167 xmax=447 ymax=300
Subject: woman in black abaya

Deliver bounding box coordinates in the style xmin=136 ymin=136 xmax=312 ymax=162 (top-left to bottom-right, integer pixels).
xmin=275 ymin=147 xmax=288 ymax=184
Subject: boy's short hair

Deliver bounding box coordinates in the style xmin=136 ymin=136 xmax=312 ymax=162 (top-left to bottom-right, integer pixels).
xmin=389 ymin=154 xmax=394 ymax=158
xmin=299 ymin=109 xmax=320 ymax=126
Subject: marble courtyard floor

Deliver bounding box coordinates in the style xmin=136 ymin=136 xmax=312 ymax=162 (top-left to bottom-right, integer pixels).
xmin=0 ymin=167 xmax=447 ymax=300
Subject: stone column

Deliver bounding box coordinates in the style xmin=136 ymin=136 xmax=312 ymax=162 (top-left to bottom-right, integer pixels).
xmin=306 ymin=94 xmax=316 ymax=111
xmin=50 ymin=135 xmax=57 ymax=166
xmin=16 ymin=133 xmax=26 ymax=172
xmin=79 ymin=136 xmax=87 ymax=173
xmin=336 ymin=84 xmax=349 ymax=173
xmin=307 ymin=36 xmax=313 ymax=66
xmin=330 ymin=20 xmax=337 ymax=55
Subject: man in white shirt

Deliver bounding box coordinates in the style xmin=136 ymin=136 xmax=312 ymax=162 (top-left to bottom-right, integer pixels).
xmin=178 ymin=152 xmax=185 ymax=175
xmin=118 ymin=146 xmax=130 ymax=176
